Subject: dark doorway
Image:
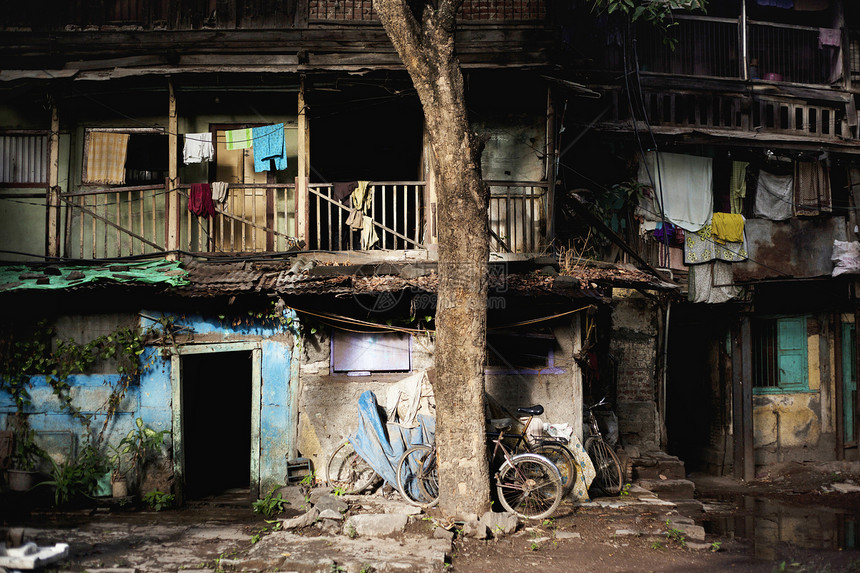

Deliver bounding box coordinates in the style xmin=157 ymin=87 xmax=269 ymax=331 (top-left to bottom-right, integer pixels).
xmin=181 ymin=351 xmax=252 ymax=499
xmin=666 ymin=305 xmax=728 ymax=474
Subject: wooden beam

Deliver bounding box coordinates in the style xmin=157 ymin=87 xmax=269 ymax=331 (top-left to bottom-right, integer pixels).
xmin=731 ymin=320 xmax=744 ymax=480
xmin=46 ymin=99 xmax=60 ymax=259
xmin=167 ymin=80 xmax=179 ymax=259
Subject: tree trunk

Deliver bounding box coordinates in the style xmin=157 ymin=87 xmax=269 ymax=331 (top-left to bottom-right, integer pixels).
xmin=374 ymin=0 xmax=491 ymax=518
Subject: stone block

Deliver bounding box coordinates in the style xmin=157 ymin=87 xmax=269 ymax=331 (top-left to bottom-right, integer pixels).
xmin=461 ymin=520 xmax=489 ymax=540
xmin=343 ymin=514 xmax=408 ymax=537
xmin=280 ymin=508 xmax=319 ymax=530
xmin=314 ymin=493 xmax=349 ymax=514
xmin=433 ymin=527 xmax=455 ymax=542
xmin=318 ymin=508 xmax=344 ymax=520
xmin=480 ymin=511 xmax=518 ymax=537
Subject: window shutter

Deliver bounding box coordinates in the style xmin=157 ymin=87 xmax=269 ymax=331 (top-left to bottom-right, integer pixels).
xmin=777 ymin=316 xmax=807 ymax=391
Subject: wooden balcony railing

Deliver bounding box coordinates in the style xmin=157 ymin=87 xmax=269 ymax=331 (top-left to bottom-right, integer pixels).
xmin=62 ymin=184 xmax=168 ymax=259
xmin=487 ymin=181 xmax=548 ymax=254
xmin=58 ymin=178 xmax=552 ymax=258
xmin=605 ymin=15 xmax=844 ymax=88
xmin=306 ymin=182 xmax=425 ymax=251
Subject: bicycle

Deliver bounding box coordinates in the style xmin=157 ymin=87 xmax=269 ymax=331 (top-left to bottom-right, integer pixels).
xmin=396 ymin=413 xmax=566 ymax=519
xmin=584 ymin=397 xmax=624 ymax=496
xmin=325 ymin=438 xmax=381 ymax=494
xmin=396 ymin=404 xmax=577 ymax=507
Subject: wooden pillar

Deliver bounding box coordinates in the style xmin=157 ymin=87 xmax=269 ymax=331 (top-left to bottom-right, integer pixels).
xmin=46 ymin=99 xmax=61 ymax=259
xmin=545 ymin=86 xmax=556 ymax=246
xmin=835 ymin=312 xmax=845 ymax=460
xmin=167 ymin=80 xmax=179 ymax=259
xmin=740 ymin=317 xmax=755 ymax=480
xmin=296 ymin=75 xmax=309 ymax=248
xmin=732 ymin=318 xmax=754 ymax=480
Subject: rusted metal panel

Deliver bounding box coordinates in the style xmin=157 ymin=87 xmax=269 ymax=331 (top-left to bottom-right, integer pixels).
xmin=733 ymin=217 xmax=848 ymax=282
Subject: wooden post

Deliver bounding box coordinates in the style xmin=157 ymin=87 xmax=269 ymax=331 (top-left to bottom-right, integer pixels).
xmin=740 ymin=317 xmax=755 ymax=481
xmin=731 ymin=321 xmax=744 ymax=479
xmin=296 ymin=75 xmax=309 ymax=248
xmin=835 ymin=312 xmax=844 ymax=460
xmin=167 ymin=80 xmax=179 ymax=259
xmin=46 ymin=99 xmax=61 ymax=259
xmin=545 ymin=87 xmax=556 ymax=247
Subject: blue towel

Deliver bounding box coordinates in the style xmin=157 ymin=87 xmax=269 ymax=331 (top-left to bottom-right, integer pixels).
xmin=756 ymin=0 xmax=793 ymax=7
xmin=251 ymin=123 xmax=288 ymax=172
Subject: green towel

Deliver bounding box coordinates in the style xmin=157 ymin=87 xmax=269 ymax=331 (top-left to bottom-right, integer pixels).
xmin=225 ymin=128 xmax=253 ymax=151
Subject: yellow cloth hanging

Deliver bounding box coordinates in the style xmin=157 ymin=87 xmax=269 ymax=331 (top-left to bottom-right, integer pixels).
xmin=711 ymin=213 xmax=745 ymax=245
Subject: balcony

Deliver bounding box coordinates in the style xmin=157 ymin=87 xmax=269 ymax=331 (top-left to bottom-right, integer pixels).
xmin=604 ymin=15 xmax=845 ymax=88
xmin=57 ymin=179 xmax=548 ymax=259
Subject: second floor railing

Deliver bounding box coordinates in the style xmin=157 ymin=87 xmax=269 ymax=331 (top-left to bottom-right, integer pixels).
xmin=607 ymin=15 xmax=846 ymax=88
xmin=56 ymin=178 xmax=553 ymax=258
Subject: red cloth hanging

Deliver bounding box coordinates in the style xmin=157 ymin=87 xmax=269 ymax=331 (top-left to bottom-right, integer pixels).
xmin=189 ymin=183 xmax=216 ymax=218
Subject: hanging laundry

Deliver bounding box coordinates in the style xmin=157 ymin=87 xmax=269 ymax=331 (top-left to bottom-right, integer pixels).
xmin=730 ymin=161 xmax=749 ymax=214
xmin=754 ymin=170 xmax=793 ymax=221
xmin=224 ymin=128 xmax=253 ymax=151
xmin=711 ymin=213 xmax=745 ymax=244
xmin=333 ymin=181 xmax=359 ymax=202
xmin=685 ymin=222 xmax=748 ymax=265
xmin=637 ymin=151 xmax=713 ymax=232
xmin=756 ymin=0 xmax=793 ymax=7
xmin=794 ymin=0 xmax=829 ymax=9
xmin=183 ymin=132 xmax=214 ymax=164
xmin=252 ymin=123 xmax=288 ymax=172
xmin=211 ymin=181 xmax=230 ymax=205
xmin=188 ymin=183 xmax=216 ymax=218
xmin=85 ymin=132 xmax=129 ymax=185
xmin=794 ymin=160 xmax=832 ymax=216
xmin=688 ymin=261 xmax=739 ymax=304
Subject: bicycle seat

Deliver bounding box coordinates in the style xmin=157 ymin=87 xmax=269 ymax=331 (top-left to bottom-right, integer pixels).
xmin=517 ymin=405 xmax=544 ymax=416
xmin=489 ymin=418 xmax=513 ymax=430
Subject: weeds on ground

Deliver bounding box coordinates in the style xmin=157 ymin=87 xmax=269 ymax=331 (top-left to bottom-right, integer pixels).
xmin=664 ymin=520 xmax=687 ymax=549
xmin=252 ymin=487 xmax=289 ymax=518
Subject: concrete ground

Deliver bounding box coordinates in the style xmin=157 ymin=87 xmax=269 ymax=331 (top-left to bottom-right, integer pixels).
xmin=4 ymin=463 xmax=860 ymax=572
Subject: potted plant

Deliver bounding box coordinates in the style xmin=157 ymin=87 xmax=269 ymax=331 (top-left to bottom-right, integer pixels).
xmin=107 ymin=417 xmax=168 ymax=498
xmin=7 ymin=422 xmax=45 ymax=491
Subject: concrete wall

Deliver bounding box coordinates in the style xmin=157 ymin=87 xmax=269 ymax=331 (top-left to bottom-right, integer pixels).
xmin=297 ymin=320 xmax=583 ymax=474
xmin=751 ymin=313 xmax=839 ymax=466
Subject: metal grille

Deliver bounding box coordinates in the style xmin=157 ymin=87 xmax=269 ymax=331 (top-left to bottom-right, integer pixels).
xmin=752 ymin=319 xmax=778 ymax=388
xmin=0 ymin=135 xmax=47 ymax=185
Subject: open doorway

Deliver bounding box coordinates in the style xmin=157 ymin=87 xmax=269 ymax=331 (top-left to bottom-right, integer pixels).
xmin=181 ymin=351 xmax=252 ymax=499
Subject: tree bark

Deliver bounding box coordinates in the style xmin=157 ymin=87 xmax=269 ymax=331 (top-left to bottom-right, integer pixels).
xmin=374 ymin=0 xmax=491 ymax=518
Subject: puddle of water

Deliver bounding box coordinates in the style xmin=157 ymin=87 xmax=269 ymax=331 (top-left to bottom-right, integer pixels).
xmin=701 ymin=495 xmax=860 ymax=560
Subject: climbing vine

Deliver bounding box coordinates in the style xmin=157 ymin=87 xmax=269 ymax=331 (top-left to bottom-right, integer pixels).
xmin=0 ymin=319 xmax=148 ymax=439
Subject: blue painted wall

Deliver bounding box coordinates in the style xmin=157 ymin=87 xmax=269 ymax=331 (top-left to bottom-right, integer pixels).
xmin=1 ymin=308 xmax=297 ymax=497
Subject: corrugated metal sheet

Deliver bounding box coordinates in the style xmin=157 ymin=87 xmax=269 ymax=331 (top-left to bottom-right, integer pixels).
xmin=0 ymin=135 xmax=47 ymax=184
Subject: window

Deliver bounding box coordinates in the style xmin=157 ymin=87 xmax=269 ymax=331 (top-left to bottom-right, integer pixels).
xmin=331 ymin=330 xmax=411 ymax=374
xmin=752 ymin=315 xmax=809 ymax=392
xmin=0 ymin=134 xmax=47 ymax=186
xmin=486 ymin=331 xmax=562 ymax=374
xmin=82 ymin=129 xmax=167 ymax=185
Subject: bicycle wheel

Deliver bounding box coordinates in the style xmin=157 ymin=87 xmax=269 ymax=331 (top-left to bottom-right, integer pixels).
xmin=326 ymin=440 xmax=379 ymax=494
xmin=531 ymin=442 xmax=578 ymax=497
xmin=495 ymin=453 xmax=562 ymax=520
xmin=396 ymin=444 xmax=439 ymax=508
xmin=584 ymin=437 xmax=623 ymax=496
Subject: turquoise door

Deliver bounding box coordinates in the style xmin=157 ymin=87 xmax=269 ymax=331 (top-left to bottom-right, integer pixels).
xmin=844 ymin=323 xmax=856 ymax=443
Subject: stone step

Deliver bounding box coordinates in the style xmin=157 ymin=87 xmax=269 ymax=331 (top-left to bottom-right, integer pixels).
xmin=636 ymin=478 xmax=696 ymax=500
xmin=633 ymin=460 xmax=686 ymax=480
